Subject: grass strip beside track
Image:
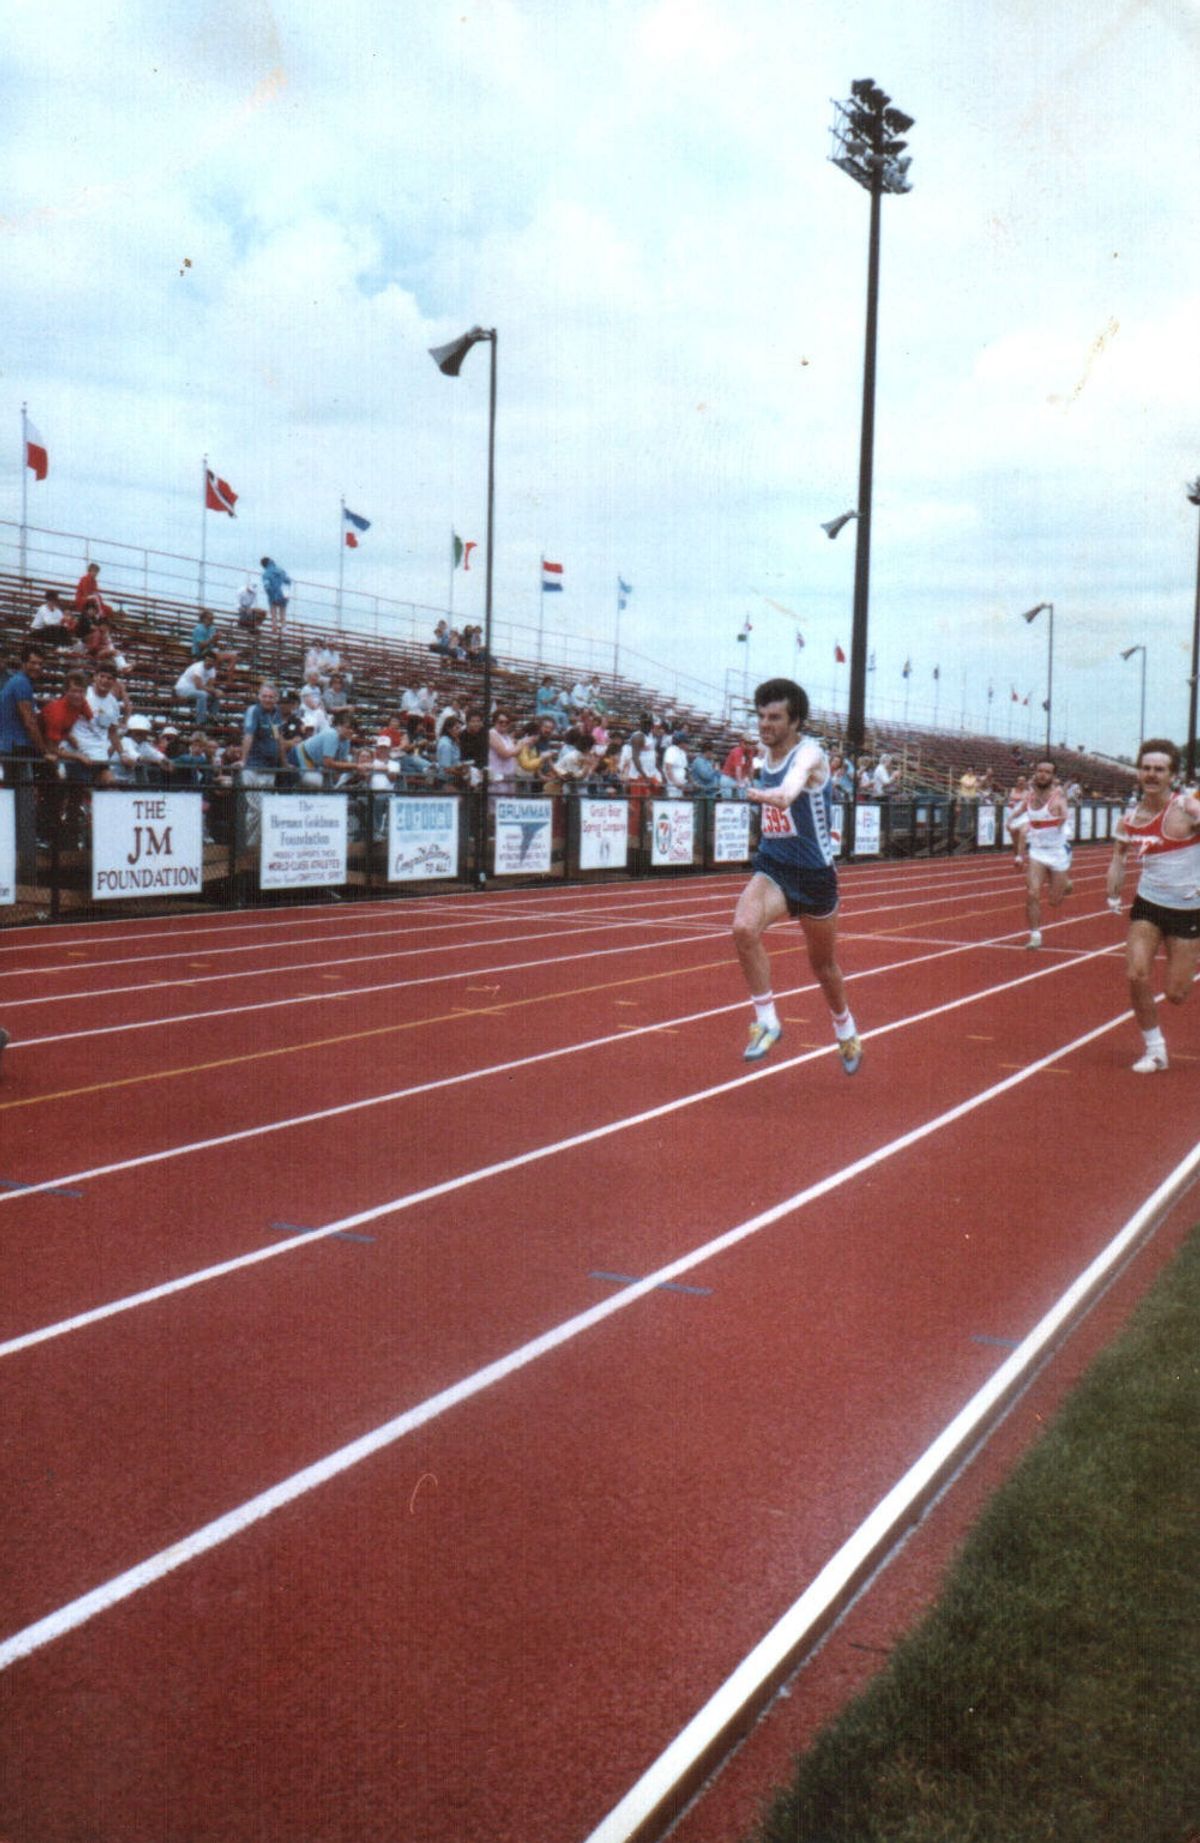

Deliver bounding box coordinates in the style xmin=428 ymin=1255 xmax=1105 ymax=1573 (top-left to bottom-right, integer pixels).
xmin=748 ymin=1223 xmax=1200 ymax=1843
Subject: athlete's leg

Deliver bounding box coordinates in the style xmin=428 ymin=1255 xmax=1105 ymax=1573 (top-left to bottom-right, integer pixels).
xmin=800 ymin=910 xmax=862 ymax=1073
xmin=732 ymin=871 xmax=790 ymax=997
xmin=1162 ymin=932 xmax=1200 ymax=1007
xmin=733 ymin=872 xmax=790 ymax=1058
xmin=1045 ymin=864 xmax=1073 ymax=906
xmin=1025 ymin=858 xmax=1048 ymax=943
xmin=1127 ymin=918 xmax=1168 ymax=1069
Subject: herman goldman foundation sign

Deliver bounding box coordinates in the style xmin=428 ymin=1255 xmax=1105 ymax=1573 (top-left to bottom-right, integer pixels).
xmin=91 ymin=793 xmax=204 ymax=900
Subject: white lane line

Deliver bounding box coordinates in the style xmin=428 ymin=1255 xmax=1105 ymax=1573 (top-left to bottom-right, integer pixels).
xmin=0 ymin=1001 xmax=1135 ymax=1674
xmin=0 ymin=940 xmax=1121 ymax=1353
xmin=582 ymin=1134 xmax=1200 ymax=1843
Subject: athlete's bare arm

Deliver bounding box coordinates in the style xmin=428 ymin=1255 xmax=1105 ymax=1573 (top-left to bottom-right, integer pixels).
xmin=745 ymin=740 xmax=824 ymax=810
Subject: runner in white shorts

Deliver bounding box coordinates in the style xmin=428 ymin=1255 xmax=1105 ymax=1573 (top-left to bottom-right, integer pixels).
xmin=1013 ymin=757 xmax=1072 ymax=948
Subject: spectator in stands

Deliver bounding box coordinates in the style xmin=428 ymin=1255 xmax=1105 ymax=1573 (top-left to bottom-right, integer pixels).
xmin=958 ymin=766 xmax=979 ymax=800
xmin=458 ymin=708 xmax=487 ymax=780
xmin=75 ymin=594 xmax=123 ymax=668
xmin=828 ymin=751 xmax=854 ymax=800
xmin=378 ymin=710 xmax=407 ymax=748
xmin=872 ymin=755 xmax=898 ymax=798
xmin=287 ymin=714 xmax=357 ymax=788
xmin=429 ymin=618 xmax=452 ymax=655
xmin=570 ymin=676 xmax=598 ymax=712
xmin=259 ymin=558 xmax=291 ymax=640
xmin=191 ymin=611 xmax=217 ymax=658
xmin=175 ymin=650 xmax=220 ymax=724
xmin=857 ymin=758 xmax=874 ymax=796
xmin=721 ymin=734 xmax=754 ymax=793
xmin=435 ymin=715 xmax=464 ymax=782
xmin=241 ymin=681 xmax=282 ymax=787
xmin=488 ymin=708 xmax=532 ymax=791
xmin=463 ymin=625 xmax=487 ymax=666
xmin=298 ymin=670 xmax=327 ymax=731
xmin=534 ymin=675 xmax=560 ymax=722
xmin=662 ymin=731 xmax=689 ymax=797
xmin=689 ymin=743 xmax=720 ymax=798
xmin=173 ymin=730 xmax=217 ymax=787
xmin=396 ymin=735 xmax=434 ymax=781
xmin=125 ymin=714 xmax=172 ymax=784
xmin=400 ymin=682 xmax=432 ymax=721
xmin=433 ymin=695 xmax=464 ymax=740
xmin=40 ymin=669 xmax=90 ymax=755
xmin=31 ymin=590 xmax=75 ymax=648
xmin=2 ymin=644 xmax=49 ymax=747
xmin=59 ymin=662 xmax=126 ymax=785
xmin=324 ymin=671 xmax=350 ymax=715
xmin=236 ymin=580 xmax=265 ymax=632
xmin=1065 ymin=774 xmax=1083 ymax=803
xmin=546 ymin=727 xmax=598 ymax=791
xmin=73 ymin=562 xmax=106 ymax=615
xmin=516 ymin=726 xmax=548 ymax=788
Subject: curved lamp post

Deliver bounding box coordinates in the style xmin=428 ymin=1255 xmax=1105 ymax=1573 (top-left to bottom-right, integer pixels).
xmin=429 ymin=325 xmax=497 ymax=886
xmin=1187 ymin=478 xmax=1200 ymax=781
xmin=1120 ymin=644 xmax=1146 ymax=756
xmin=1020 ymin=601 xmax=1054 ymax=753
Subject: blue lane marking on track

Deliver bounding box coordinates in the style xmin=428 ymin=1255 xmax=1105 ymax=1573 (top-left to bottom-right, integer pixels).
xmin=269 ymin=1220 xmax=376 ymax=1246
xmin=0 ymin=1175 xmax=84 ymax=1200
xmin=590 ymin=1270 xmax=712 ymax=1298
xmin=971 ymin=1333 xmax=1020 ymax=1349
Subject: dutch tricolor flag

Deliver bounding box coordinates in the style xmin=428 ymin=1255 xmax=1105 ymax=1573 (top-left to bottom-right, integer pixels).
xmin=541 ymin=559 xmax=564 ymax=593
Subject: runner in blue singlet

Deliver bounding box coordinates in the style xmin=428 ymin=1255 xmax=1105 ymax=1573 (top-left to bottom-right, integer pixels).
xmin=731 ymin=676 xmax=862 ymax=1072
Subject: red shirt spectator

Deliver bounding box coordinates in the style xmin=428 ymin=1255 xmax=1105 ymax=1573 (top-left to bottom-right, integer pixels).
xmin=74 ymin=563 xmax=106 ymax=612
xmin=722 ymin=739 xmax=755 ymax=785
xmin=41 ymin=673 xmax=91 ymax=750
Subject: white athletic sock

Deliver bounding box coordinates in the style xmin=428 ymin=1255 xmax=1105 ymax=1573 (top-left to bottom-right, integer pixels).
xmin=831 ymin=1007 xmax=857 ymax=1042
xmin=752 ymin=993 xmax=780 ymax=1029
xmin=1142 ymin=1026 xmax=1166 ymax=1054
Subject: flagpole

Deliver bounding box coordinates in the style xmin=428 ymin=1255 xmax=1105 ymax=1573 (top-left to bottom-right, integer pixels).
xmin=19 ymin=403 xmax=28 ymax=584
xmin=538 ymin=553 xmax=545 ymax=668
xmin=337 ymin=496 xmax=345 ymax=623
xmin=613 ymin=581 xmax=622 ymax=685
xmin=449 ymin=530 xmax=455 ymax=621
xmin=199 ymin=454 xmax=208 ymax=605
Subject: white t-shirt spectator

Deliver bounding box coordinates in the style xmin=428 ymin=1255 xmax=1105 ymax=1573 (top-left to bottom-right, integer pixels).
xmin=662 ymin=740 xmax=688 ymax=796
xmin=175 ymin=660 xmax=215 ymax=700
xmin=32 ymin=600 xmax=66 ymax=632
xmin=871 ymin=759 xmax=895 ymax=797
xmin=68 ymin=692 xmax=122 ymax=762
xmin=636 ymin=737 xmax=661 ymax=781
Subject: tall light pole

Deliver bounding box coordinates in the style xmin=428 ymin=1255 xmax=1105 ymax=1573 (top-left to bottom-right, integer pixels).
xmin=1120 ymin=644 xmax=1147 ymax=755
xmin=1187 ymin=478 xmax=1200 ymax=781
xmin=1020 ymin=601 xmax=1054 ymax=753
xmin=429 ymin=325 xmax=497 ymax=887
xmin=829 ymin=78 xmax=914 ymax=762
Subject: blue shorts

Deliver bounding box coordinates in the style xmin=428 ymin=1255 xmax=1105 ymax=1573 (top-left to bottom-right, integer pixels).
xmin=753 ymin=853 xmax=839 ymax=919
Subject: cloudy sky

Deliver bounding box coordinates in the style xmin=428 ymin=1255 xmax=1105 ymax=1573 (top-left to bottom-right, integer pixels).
xmin=5 ymin=0 xmax=1199 ymax=758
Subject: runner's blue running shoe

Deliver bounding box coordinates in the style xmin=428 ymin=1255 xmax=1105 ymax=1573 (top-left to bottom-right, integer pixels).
xmin=838 ymin=1034 xmax=863 ymax=1075
xmin=744 ymin=1021 xmax=782 ymax=1062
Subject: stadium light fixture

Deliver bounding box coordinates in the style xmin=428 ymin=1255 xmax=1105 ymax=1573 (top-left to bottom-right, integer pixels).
xmin=1187 ymin=477 xmax=1200 ymax=780
xmin=429 ymin=324 xmax=498 ymax=885
xmin=1120 ymin=644 xmax=1147 ymax=755
xmin=1020 ymin=601 xmax=1055 ymax=753
xmin=828 ymin=79 xmax=915 ymax=762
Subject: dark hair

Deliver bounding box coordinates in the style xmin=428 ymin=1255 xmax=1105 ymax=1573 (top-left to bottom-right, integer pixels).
xmin=754 ymin=677 xmax=808 ymax=726
xmin=1138 ymin=737 xmax=1180 ymax=772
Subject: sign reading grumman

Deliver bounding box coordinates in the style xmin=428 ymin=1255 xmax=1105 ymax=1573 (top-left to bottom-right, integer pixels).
xmin=388 ymin=797 xmax=460 ymax=881
xmin=91 ymin=793 xmax=203 ymax=900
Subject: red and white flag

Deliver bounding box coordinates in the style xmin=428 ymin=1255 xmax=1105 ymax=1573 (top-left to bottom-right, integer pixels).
xmin=25 ymin=419 xmax=48 ymax=482
xmin=541 ymin=558 xmax=564 ymax=593
xmin=205 ymin=469 xmax=238 ymax=516
xmin=834 ymin=643 xmax=847 ymax=664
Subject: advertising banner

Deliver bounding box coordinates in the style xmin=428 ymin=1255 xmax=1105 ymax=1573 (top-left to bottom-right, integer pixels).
xmin=975 ymin=803 xmax=997 ymax=848
xmin=578 ymin=799 xmax=628 ymax=870
xmin=650 ymin=801 xmax=696 ymax=866
xmin=831 ymin=802 xmax=845 ymax=857
xmin=1078 ymin=804 xmax=1094 ymax=841
xmin=260 ymin=794 xmax=348 ymax=890
xmin=854 ymin=803 xmax=882 ymax=856
xmin=388 ymin=796 xmax=460 ymax=881
xmin=712 ymin=800 xmax=752 ymax=863
xmin=0 ymin=790 xmax=14 ymax=906
xmin=494 ymin=798 xmax=553 ymax=875
xmin=91 ymin=792 xmax=203 ymax=901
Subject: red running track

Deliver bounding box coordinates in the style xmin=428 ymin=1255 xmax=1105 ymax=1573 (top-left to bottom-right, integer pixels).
xmin=0 ymin=850 xmax=1193 ymax=1842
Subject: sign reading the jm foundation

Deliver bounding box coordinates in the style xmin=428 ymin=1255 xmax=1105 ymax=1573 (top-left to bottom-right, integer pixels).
xmin=389 ymin=797 xmax=460 ymax=881
xmin=650 ymin=801 xmax=696 ymax=866
xmin=260 ymin=795 xmax=347 ymax=890
xmin=0 ymin=790 xmax=15 ymax=905
xmin=713 ymin=800 xmax=752 ymax=863
xmin=578 ymin=799 xmax=628 ymax=870
xmin=494 ymin=798 xmax=553 ymax=876
xmin=91 ymin=793 xmax=203 ymax=900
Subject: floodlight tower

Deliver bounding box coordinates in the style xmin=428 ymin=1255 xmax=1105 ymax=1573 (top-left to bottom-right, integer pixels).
xmin=829 ymin=78 xmax=914 ymax=760
xmin=1187 ymin=476 xmax=1200 ymax=781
